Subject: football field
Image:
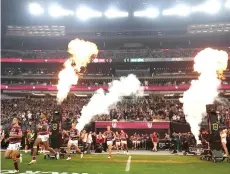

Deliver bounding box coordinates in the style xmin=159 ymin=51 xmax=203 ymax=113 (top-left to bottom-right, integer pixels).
xmin=1 ymin=152 xmax=230 ymax=174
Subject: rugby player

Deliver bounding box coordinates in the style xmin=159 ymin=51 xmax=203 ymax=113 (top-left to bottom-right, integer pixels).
xmin=120 ymin=129 xmax=128 ymax=154
xmin=103 ymin=126 xmax=114 ymax=158
xmin=28 ymin=114 xmax=59 ymax=165
xmin=4 ymin=117 xmax=22 ymax=172
xmin=115 ymin=131 xmax=121 ymax=153
xmin=132 ymin=133 xmax=137 ymax=150
xmin=66 ymin=121 xmax=83 ymax=160
xmin=24 ymin=128 xmax=31 ymax=153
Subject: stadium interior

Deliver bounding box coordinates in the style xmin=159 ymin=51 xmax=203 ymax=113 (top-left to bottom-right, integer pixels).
xmin=1 ymin=0 xmax=230 ymax=174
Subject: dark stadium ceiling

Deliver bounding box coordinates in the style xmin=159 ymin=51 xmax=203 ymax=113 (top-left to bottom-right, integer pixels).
xmin=1 ymin=0 xmax=230 ymax=42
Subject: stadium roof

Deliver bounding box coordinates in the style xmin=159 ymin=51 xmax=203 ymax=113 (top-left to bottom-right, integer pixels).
xmin=2 ymin=0 xmax=230 ymax=28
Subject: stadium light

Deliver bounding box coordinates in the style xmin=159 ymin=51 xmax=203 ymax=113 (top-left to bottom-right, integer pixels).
xmin=192 ymin=0 xmax=221 ymax=14
xmin=162 ymin=5 xmax=191 ymax=16
xmin=104 ymin=9 xmax=129 ymax=18
xmin=28 ymin=3 xmax=44 ymax=16
xmin=134 ymin=8 xmax=159 ymax=18
xmin=76 ymin=7 xmax=102 ymax=20
xmin=49 ymin=4 xmax=74 ymax=17
xmin=225 ymin=0 xmax=230 ymax=8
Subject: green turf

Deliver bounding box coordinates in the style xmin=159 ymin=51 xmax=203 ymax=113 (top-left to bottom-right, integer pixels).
xmin=1 ymin=152 xmax=230 ymax=174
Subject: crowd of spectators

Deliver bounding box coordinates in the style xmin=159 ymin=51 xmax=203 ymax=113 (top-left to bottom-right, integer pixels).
xmin=1 ymin=97 xmax=230 ymax=133
xmin=1 ymin=78 xmax=194 ymax=87
xmin=1 ymin=67 xmax=113 ymax=77
xmin=2 ymin=47 xmax=230 ymax=59
xmin=1 ymin=67 xmax=199 ymax=76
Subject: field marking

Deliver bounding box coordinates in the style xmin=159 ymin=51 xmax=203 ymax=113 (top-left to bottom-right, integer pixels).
xmin=78 ymin=159 xmax=197 ymax=164
xmin=1 ymin=171 xmax=88 ymax=174
xmin=125 ymin=156 xmax=132 ymax=172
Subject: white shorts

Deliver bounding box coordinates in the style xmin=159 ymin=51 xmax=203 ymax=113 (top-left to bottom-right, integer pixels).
xmin=107 ymin=141 xmax=113 ymax=146
xmin=133 ymin=141 xmax=137 ymax=144
xmin=7 ymin=143 xmax=21 ymax=151
xmin=221 ymin=140 xmax=227 ymax=144
xmin=121 ymin=141 xmax=127 ymax=145
xmin=116 ymin=142 xmax=121 ymax=146
xmin=38 ymin=135 xmax=49 ymax=142
xmin=68 ymin=139 xmax=78 ymax=146
xmin=137 ymin=141 xmax=141 ymax=144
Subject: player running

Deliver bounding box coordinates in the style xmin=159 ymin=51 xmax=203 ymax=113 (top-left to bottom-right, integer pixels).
xmin=4 ymin=117 xmax=22 ymax=172
xmin=103 ymin=126 xmax=114 ymax=158
xmin=132 ymin=133 xmax=137 ymax=150
xmin=28 ymin=114 xmax=59 ymax=165
xmin=120 ymin=129 xmax=129 ymax=154
xmin=66 ymin=121 xmax=83 ymax=160
xmin=115 ymin=131 xmax=121 ymax=153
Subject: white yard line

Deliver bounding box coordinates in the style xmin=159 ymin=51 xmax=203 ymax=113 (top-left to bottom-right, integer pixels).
xmin=125 ymin=156 xmax=132 ymax=172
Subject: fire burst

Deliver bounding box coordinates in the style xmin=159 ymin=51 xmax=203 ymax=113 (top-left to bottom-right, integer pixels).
xmin=57 ymin=39 xmax=98 ymax=103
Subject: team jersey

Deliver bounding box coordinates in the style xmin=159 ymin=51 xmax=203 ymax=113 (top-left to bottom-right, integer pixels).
xmin=9 ymin=125 xmax=22 ymax=144
xmin=104 ymin=130 xmax=114 ymax=141
xmin=120 ymin=132 xmax=128 ymax=141
xmin=115 ymin=134 xmax=120 ymax=142
xmin=37 ymin=119 xmax=49 ymax=135
xmin=133 ymin=135 xmax=137 ymax=141
xmin=69 ymin=128 xmax=79 ymax=140
xmin=96 ymin=134 xmax=104 ymax=144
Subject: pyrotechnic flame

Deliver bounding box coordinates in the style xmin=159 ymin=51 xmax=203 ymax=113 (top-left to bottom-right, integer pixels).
xmin=180 ymin=48 xmax=228 ymax=144
xmin=57 ymin=39 xmax=98 ymax=103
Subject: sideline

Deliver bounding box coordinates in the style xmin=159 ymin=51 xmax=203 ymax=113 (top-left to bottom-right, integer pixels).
xmin=125 ymin=156 xmax=132 ymax=172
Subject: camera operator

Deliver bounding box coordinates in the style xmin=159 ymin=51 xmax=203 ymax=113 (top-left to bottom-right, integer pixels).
xmin=183 ymin=132 xmax=195 ymax=154
xmin=164 ymin=133 xmax=170 ymax=150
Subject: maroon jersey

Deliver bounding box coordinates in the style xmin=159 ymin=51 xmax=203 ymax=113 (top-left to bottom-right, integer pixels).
xmin=120 ymin=132 xmax=128 ymax=141
xmin=96 ymin=134 xmax=104 ymax=144
xmin=104 ymin=131 xmax=114 ymax=141
xmin=9 ymin=125 xmax=22 ymax=144
xmin=133 ymin=135 xmax=137 ymax=141
xmin=38 ymin=119 xmax=49 ymax=135
xmin=69 ymin=128 xmax=79 ymax=140
xmin=115 ymin=134 xmax=120 ymax=142
xmin=137 ymin=135 xmax=141 ymax=141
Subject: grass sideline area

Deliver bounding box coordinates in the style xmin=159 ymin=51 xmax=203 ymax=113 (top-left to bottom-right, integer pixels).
xmin=1 ymin=152 xmax=230 ymax=174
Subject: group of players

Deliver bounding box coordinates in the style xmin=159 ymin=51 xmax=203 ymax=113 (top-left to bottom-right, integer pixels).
xmin=2 ymin=115 xmax=130 ymax=172
xmin=3 ymin=115 xmax=58 ymax=172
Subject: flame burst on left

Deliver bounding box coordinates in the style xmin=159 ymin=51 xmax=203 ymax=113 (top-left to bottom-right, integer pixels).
xmin=57 ymin=39 xmax=98 ymax=104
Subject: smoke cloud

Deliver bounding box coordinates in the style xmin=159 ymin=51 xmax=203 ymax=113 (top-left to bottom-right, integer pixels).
xmin=76 ymin=74 xmax=143 ymax=131
xmin=180 ymin=48 xmax=228 ymax=143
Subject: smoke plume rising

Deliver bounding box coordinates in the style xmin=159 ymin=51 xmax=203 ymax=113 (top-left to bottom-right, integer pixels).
xmin=76 ymin=74 xmax=143 ymax=131
xmin=180 ymin=48 xmax=228 ymax=143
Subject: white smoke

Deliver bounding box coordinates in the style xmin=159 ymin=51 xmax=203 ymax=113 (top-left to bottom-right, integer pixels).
xmin=76 ymin=74 xmax=143 ymax=131
xmin=180 ymin=48 xmax=228 ymax=144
